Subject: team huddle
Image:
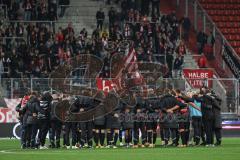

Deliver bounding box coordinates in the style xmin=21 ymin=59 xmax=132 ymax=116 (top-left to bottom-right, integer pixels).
xmin=16 ymin=87 xmax=222 ymax=149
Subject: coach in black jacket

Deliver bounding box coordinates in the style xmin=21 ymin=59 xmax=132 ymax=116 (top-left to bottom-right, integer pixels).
xmin=211 ymin=92 xmax=222 ymax=146
xmin=199 ymin=88 xmax=215 ymax=146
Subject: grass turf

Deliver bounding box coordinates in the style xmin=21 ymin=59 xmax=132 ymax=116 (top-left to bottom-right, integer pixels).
xmin=0 ymin=138 xmax=240 ymax=160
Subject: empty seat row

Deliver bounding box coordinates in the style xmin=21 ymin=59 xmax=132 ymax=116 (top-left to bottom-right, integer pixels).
xmin=212 ymin=16 xmax=240 ymax=22
xmin=217 ymin=22 xmax=240 ymax=28
xmin=225 ymin=35 xmax=240 ymax=41
xmin=202 ymin=4 xmax=240 ymax=10
xmin=200 ymin=0 xmax=240 ymax=4
xmin=221 ymin=28 xmax=240 ymax=34
xmin=229 ymin=41 xmax=240 ymax=47
xmin=207 ymin=10 xmax=240 ymax=16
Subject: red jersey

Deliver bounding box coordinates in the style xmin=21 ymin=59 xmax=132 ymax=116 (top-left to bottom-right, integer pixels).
xmin=21 ymin=95 xmax=30 ymax=108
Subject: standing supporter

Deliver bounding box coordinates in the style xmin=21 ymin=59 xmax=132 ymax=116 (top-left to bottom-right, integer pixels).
xmin=96 ymin=8 xmax=105 ymax=30
xmin=197 ymin=30 xmax=207 ymax=54
xmin=173 ymin=54 xmax=184 ymax=78
xmin=23 ymin=0 xmax=33 ymax=21
xmin=108 ymin=7 xmax=116 ymax=29
xmin=181 ymin=16 xmax=191 ymax=42
xmin=198 ymin=55 xmax=207 ymax=68
xmin=141 ymin=0 xmax=150 ymax=16
xmin=151 ymin=0 xmax=160 ymax=18
xmin=176 ymin=41 xmax=187 ymax=56
xmin=59 ymin=0 xmax=69 ymax=17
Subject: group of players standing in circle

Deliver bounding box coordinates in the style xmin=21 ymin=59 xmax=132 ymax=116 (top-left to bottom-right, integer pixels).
xmin=16 ymin=86 xmax=222 ymax=149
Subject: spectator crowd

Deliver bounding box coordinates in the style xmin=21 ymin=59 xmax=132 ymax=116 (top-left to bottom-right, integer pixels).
xmin=0 ymin=0 xmax=188 ymax=81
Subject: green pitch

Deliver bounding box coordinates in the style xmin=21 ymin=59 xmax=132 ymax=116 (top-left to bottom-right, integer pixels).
xmin=0 ymin=138 xmax=240 ymax=160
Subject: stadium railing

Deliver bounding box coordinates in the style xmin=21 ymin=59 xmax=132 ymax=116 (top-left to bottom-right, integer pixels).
xmin=0 ymin=77 xmax=239 ymax=114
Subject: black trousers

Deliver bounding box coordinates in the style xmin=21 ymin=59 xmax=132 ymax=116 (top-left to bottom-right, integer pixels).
xmin=38 ymin=120 xmax=50 ymax=146
xmin=192 ymin=117 xmax=202 ymax=144
xmin=97 ymin=20 xmax=104 ymax=30
xmin=50 ymin=120 xmax=62 ymax=147
xmin=133 ymin=122 xmax=146 ymax=145
xmin=79 ymin=122 xmax=94 ymax=146
xmin=20 ymin=123 xmax=29 ymax=147
xmin=64 ymin=122 xmax=78 ymax=146
xmin=146 ymin=121 xmax=158 ymax=144
xmin=23 ymin=123 xmax=38 ymax=148
xmin=214 ymin=128 xmax=222 ymax=143
xmin=163 ymin=128 xmax=177 ymax=145
xmin=203 ymin=119 xmax=214 ymax=145
xmin=124 ymin=128 xmax=132 ymax=144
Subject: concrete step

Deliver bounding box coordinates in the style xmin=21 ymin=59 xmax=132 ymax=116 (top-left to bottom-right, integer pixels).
xmin=57 ymin=0 xmax=118 ymax=39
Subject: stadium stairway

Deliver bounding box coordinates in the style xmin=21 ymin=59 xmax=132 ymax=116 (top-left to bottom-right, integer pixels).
xmin=57 ymin=0 xmax=118 ymax=36
xmin=182 ymin=52 xmax=199 ymax=69
xmin=159 ymin=0 xmax=231 ymax=77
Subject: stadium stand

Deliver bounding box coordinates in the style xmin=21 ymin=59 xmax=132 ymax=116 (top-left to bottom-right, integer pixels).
xmin=199 ymin=0 xmax=240 ymax=55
